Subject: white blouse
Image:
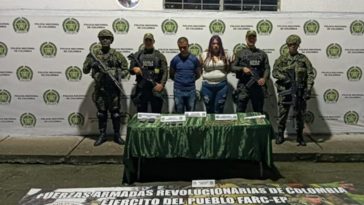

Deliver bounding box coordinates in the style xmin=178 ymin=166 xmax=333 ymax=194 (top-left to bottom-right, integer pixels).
xmin=200 ymin=51 xmax=229 ymax=84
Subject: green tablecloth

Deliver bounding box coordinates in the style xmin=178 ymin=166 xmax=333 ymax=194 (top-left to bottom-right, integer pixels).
xmin=123 ymin=112 xmax=275 ymax=183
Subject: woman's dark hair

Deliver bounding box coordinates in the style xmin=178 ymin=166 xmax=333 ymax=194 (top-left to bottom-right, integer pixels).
xmin=206 ymin=35 xmax=227 ymax=65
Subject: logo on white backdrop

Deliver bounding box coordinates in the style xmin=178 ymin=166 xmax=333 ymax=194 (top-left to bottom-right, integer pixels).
xmin=40 ymin=42 xmax=57 ymax=58
xmin=304 ymin=20 xmax=320 ymax=35
xmin=0 ymin=89 xmax=11 ymax=105
xmin=280 ymin=44 xmax=288 ymax=56
xmin=350 ymin=20 xmax=364 ymax=36
xmin=16 ymin=66 xmax=33 ymax=81
xmin=256 ymin=19 xmax=273 ymax=35
xmin=209 ymin=19 xmax=226 ymax=35
xmin=312 ymin=67 xmax=317 ymax=79
xmin=63 ymin=18 xmax=80 ymax=34
xmin=161 ymin=19 xmax=178 ymax=35
xmin=347 ymin=66 xmax=362 ymax=81
xmin=43 ymin=89 xmax=60 ymax=105
xmin=20 ymin=113 xmax=36 ymax=128
xmin=89 ymin=42 xmax=101 ymax=53
xmin=323 ymin=89 xmax=339 ymax=103
xmin=113 ymin=18 xmax=130 ymax=34
xmin=304 ymin=111 xmax=315 ymax=124
xmin=344 ymin=111 xmax=359 ymax=125
xmin=65 ymin=66 xmax=82 ymax=81
xmin=68 ymin=112 xmax=85 ymax=127
xmin=326 ymin=43 xmax=342 ymax=59
xmin=189 ymin=43 xmax=203 ymax=56
xmin=0 ymin=42 xmax=8 ymax=57
xmin=13 ymin=17 xmax=30 ymax=33
xmin=233 ymin=43 xmax=247 ymax=56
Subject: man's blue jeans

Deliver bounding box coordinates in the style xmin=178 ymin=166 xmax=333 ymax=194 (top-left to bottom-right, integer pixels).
xmin=174 ymin=89 xmax=196 ymax=113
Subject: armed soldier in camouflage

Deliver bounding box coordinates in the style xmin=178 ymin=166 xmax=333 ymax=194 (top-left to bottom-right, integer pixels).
xmin=232 ymin=30 xmax=270 ymax=113
xmin=129 ymin=33 xmax=168 ymax=113
xmin=273 ymin=34 xmax=315 ymax=146
xmin=83 ymin=29 xmax=129 ymax=146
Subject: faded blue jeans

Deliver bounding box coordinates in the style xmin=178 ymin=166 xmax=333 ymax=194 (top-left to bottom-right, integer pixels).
xmin=174 ymin=89 xmax=196 ymax=113
xmin=201 ymin=80 xmax=228 ymax=114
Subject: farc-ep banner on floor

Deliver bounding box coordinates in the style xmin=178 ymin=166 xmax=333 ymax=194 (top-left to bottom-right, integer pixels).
xmin=0 ymin=10 xmax=363 ymax=136
xmin=19 ymin=182 xmax=364 ymax=205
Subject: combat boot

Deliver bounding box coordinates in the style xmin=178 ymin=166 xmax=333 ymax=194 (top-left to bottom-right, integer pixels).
xmin=275 ymin=132 xmax=285 ymax=144
xmin=95 ymin=111 xmax=108 ymax=146
xmin=111 ymin=111 xmax=124 ymax=145
xmin=296 ymin=133 xmax=306 ymax=146
xmin=113 ymin=132 xmax=125 ymax=145
xmin=94 ymin=131 xmax=107 ymax=146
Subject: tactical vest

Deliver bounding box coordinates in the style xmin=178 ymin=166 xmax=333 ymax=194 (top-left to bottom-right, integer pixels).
xmin=137 ymin=50 xmax=163 ymax=84
xmin=236 ymin=50 xmax=265 ymax=82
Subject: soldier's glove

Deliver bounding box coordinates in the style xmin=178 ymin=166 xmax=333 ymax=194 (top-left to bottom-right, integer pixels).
xmin=282 ymin=76 xmax=291 ymax=84
xmin=117 ymin=71 xmax=122 ymax=82
xmin=91 ymin=61 xmax=100 ymax=69
xmin=92 ymin=72 xmax=102 ymax=81
xmin=304 ymin=89 xmax=311 ymax=100
xmin=232 ymin=89 xmax=239 ymax=104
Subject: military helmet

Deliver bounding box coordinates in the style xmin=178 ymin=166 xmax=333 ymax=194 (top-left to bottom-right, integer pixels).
xmin=143 ymin=33 xmax=154 ymax=41
xmin=98 ymin=29 xmax=114 ymax=39
xmin=286 ymin=34 xmax=301 ymax=45
xmin=246 ymin=29 xmax=257 ymax=37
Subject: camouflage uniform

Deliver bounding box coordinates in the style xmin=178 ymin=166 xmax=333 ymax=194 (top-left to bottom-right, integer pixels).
xmin=232 ymin=30 xmax=270 ymax=113
xmin=272 ymin=34 xmax=315 ymax=145
xmin=83 ymin=29 xmax=129 ymax=146
xmin=129 ymin=33 xmax=168 ymax=113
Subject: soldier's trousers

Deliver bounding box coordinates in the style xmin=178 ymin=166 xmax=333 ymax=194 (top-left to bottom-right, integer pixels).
xmin=236 ymin=83 xmax=264 ymax=113
xmin=277 ymin=99 xmax=306 ymax=134
xmin=94 ymin=88 xmax=121 ymax=132
xmin=135 ymin=88 xmax=164 ymax=113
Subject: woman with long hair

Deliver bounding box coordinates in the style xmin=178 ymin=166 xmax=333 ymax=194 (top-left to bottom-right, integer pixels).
xmin=199 ymin=35 xmax=230 ymax=113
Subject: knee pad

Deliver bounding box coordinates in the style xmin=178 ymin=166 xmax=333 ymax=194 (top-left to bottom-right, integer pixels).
xmin=97 ymin=111 xmax=108 ymax=120
xmin=111 ymin=111 xmax=121 ymax=120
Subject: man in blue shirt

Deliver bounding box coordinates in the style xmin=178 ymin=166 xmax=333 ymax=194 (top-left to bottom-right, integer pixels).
xmin=170 ymin=37 xmax=201 ymax=113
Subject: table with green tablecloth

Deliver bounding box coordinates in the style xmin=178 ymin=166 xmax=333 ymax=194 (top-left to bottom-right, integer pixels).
xmin=122 ymin=112 xmax=275 ymax=184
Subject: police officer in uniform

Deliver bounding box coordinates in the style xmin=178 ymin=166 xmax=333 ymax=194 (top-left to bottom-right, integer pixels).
xmin=273 ymin=34 xmax=315 ymax=146
xmin=83 ymin=29 xmax=129 ymax=146
xmin=129 ymin=33 xmax=168 ymax=113
xmin=232 ymin=30 xmax=270 ymax=113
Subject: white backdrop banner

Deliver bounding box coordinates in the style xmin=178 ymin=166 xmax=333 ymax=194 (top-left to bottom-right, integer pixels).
xmin=0 ymin=10 xmax=363 ymax=136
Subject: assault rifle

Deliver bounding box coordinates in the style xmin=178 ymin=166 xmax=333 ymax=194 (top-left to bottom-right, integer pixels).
xmin=127 ymin=53 xmax=166 ymax=104
xmin=237 ymin=61 xmax=261 ymax=88
xmin=278 ymin=69 xmax=306 ymax=116
xmin=90 ymin=51 xmax=125 ymax=95
xmin=245 ymin=67 xmax=261 ymax=88
xmin=127 ymin=53 xmax=155 ymax=88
